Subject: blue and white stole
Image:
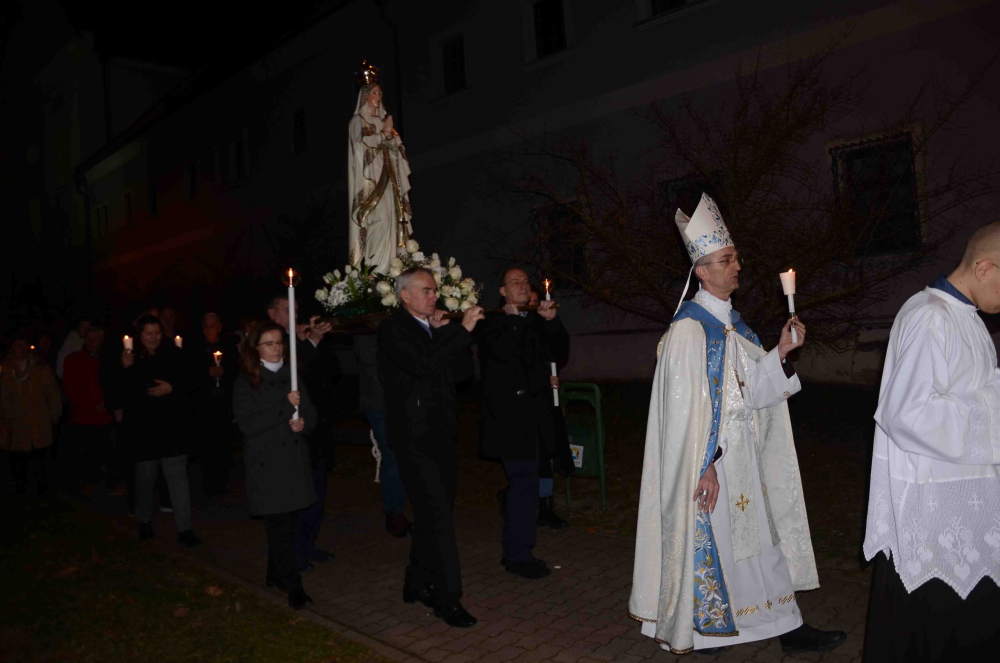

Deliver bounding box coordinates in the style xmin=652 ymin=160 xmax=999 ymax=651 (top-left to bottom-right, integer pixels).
xmin=672 ymin=300 xmax=761 ymax=635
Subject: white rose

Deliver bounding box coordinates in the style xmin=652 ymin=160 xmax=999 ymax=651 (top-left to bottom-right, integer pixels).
xmin=433 ymin=271 xmax=443 ymax=285
xmin=333 ymin=269 xmax=342 ymax=280
xmin=315 ymin=288 xmax=328 ymax=301
xmin=376 ymin=281 xmax=392 ymax=295
xmin=381 ymin=293 xmax=398 ymax=307
xmin=322 ymin=272 xmax=334 ymax=285
xmin=448 ymin=266 xmax=462 ymax=280
xmin=345 ymin=264 xmax=353 ymax=274
xmin=390 ymin=257 xmax=403 ymax=270
xmin=448 ymin=256 xmax=456 ymax=268
xmin=460 ymin=278 xmax=475 ymax=294
xmin=412 ymin=251 xmax=425 ymax=262
xmin=466 ymin=293 xmax=478 ymax=305
xmin=460 ymin=299 xmax=474 ymax=312
xmin=429 ymin=258 xmax=441 ymax=269
xmin=444 ymin=297 xmax=460 ymax=312
xmin=432 ymin=253 xmax=440 ymax=261
xmin=389 ymin=267 xmax=402 ymax=278
xmin=405 ymin=239 xmax=420 ymax=254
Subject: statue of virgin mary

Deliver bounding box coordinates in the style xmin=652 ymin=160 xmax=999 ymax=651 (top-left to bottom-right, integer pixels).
xmin=348 ymin=62 xmax=413 ymax=275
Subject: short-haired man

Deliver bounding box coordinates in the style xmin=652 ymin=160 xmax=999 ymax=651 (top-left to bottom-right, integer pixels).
xmin=378 ymin=266 xmax=484 ymax=628
xmin=863 ymin=222 xmax=1000 ymax=661
xmin=479 ymin=268 xmax=569 ymax=579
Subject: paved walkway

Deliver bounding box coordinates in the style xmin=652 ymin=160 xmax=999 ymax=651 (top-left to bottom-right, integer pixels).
xmin=88 ymin=446 xmax=869 ymax=663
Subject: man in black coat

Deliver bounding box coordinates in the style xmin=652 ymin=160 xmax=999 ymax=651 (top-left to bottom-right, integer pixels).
xmin=378 ymin=266 xmax=484 ymax=629
xmin=478 ymin=268 xmax=570 ymax=580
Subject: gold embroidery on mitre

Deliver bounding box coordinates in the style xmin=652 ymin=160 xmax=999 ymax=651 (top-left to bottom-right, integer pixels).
xmin=779 ymin=594 xmax=796 ymax=605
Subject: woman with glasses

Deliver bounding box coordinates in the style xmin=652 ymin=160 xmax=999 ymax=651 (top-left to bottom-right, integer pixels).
xmin=233 ymin=321 xmax=317 ymax=610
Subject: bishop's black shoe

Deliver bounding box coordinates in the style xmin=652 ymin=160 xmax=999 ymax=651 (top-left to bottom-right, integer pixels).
xmin=433 ymin=602 xmax=477 ymax=628
xmin=402 ymin=584 xmax=436 ymax=608
xmin=503 ymin=557 xmax=552 ymax=579
xmin=779 ymin=623 xmax=847 ymax=654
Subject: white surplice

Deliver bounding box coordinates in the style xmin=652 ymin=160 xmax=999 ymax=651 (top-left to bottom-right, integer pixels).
xmin=864 ymin=286 xmax=1000 ymax=597
xmin=631 ymin=289 xmax=819 ymax=653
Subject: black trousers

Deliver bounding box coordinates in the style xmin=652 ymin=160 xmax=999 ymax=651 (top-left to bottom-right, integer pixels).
xmin=264 ymin=511 xmax=303 ymax=594
xmin=8 ymin=448 xmax=50 ymax=494
xmin=294 ymin=458 xmax=326 ymax=559
xmin=864 ymin=552 xmax=1000 ymax=662
xmin=502 ymin=456 xmax=539 ymax=563
xmin=394 ymin=438 xmax=462 ymax=604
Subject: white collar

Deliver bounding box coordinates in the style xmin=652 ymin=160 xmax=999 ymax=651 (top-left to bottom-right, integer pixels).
xmin=694 ymin=287 xmax=733 ymax=325
xmin=261 ymin=358 xmax=285 ymax=372
xmin=410 ymin=313 xmax=431 ymax=329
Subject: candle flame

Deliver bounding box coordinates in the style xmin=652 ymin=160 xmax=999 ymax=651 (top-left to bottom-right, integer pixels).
xmin=124 ymin=335 xmax=130 ymax=340
xmin=213 ymin=351 xmax=222 ymax=357
xmin=288 ymin=268 xmax=294 ymax=278
xmin=543 ymin=279 xmax=552 ymax=294
xmin=30 ymin=345 xmax=35 ymax=350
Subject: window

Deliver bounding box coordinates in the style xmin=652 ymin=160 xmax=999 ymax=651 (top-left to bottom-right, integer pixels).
xmin=93 ymin=204 xmax=109 ymax=237
xmin=831 ymin=133 xmax=920 ymax=255
xmin=147 ymin=181 xmax=157 ymax=216
xmin=658 ymin=171 xmax=724 ymax=220
xmin=188 ymin=162 xmax=199 ymax=198
xmin=122 ymin=192 xmax=133 ymax=226
xmin=293 ymin=108 xmax=307 ymax=155
xmin=533 ymin=0 xmax=567 ymax=59
xmin=650 ymin=0 xmax=711 ymax=17
xmin=538 ymin=203 xmax=587 ymax=284
xmin=441 ymin=36 xmax=467 ymax=95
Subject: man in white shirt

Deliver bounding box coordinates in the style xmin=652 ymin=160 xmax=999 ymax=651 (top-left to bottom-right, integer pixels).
xmin=863 ymin=222 xmax=1000 ymax=661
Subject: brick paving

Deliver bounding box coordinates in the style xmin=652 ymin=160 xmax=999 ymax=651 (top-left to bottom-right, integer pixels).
xmin=91 ymin=447 xmax=870 ymax=663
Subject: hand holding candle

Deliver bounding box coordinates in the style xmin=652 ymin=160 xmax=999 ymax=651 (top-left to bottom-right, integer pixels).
xmin=543 ymin=279 xmax=560 ymax=407
xmin=779 ymin=270 xmax=798 ymax=343
xmin=123 ymin=335 xmax=133 ymax=351
xmin=213 ymin=351 xmax=222 ymax=388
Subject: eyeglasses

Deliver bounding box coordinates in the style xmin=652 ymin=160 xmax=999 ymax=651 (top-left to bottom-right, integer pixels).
xmin=257 ymin=341 xmax=284 ymax=348
xmin=701 ymin=254 xmax=745 ymax=268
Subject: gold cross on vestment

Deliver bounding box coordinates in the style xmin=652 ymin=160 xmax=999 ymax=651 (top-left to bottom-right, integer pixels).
xmin=735 ymin=494 xmax=750 ymax=512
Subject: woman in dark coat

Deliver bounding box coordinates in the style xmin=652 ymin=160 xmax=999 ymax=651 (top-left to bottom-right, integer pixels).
xmin=119 ymin=314 xmax=200 ymax=546
xmin=233 ymin=321 xmax=317 ymax=610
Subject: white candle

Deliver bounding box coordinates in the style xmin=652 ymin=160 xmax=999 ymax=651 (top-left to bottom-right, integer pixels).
xmin=213 ymin=351 xmax=222 ymax=388
xmin=779 ymin=270 xmax=798 ymax=343
xmin=288 ymin=268 xmax=299 ymax=420
xmin=174 ymin=335 xmax=183 ymax=348
xmin=544 ymin=279 xmax=560 ymax=407
xmin=123 ymin=335 xmax=133 ymax=351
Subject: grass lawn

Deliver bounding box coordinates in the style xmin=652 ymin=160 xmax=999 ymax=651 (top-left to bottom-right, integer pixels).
xmin=0 ymin=495 xmax=390 ymax=663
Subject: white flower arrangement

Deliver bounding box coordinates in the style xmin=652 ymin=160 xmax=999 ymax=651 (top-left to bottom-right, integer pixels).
xmin=315 ymin=238 xmax=482 ymax=317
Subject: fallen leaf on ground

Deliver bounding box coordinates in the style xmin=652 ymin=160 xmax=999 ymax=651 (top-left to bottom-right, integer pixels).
xmin=205 ymin=585 xmax=224 ymax=597
xmin=584 ymin=527 xmax=599 ymax=534
xmin=54 ymin=566 xmax=80 ymax=577
xmin=173 ymin=607 xmax=190 ymax=617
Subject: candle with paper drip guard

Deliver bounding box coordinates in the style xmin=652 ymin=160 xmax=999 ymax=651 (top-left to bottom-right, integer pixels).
xmin=123 ymin=335 xmax=133 ymax=351
xmin=174 ymin=335 xmax=183 ymax=348
xmin=779 ymin=270 xmax=798 ymax=343
xmin=544 ymin=279 xmax=560 ymax=407
xmin=213 ymin=351 xmax=222 ymax=388
xmin=286 ymin=268 xmax=300 ymax=420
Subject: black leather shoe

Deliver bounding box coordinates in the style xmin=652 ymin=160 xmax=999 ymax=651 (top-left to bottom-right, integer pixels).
xmin=779 ymin=623 xmax=847 ymax=654
xmin=307 ymin=548 xmax=335 ymax=563
xmin=177 ymin=530 xmax=201 ymax=548
xmin=433 ymin=602 xmax=477 ymax=628
xmin=504 ymin=557 xmax=552 ymax=579
xmin=297 ymin=557 xmax=315 ymax=573
xmin=386 ymin=512 xmax=412 ymax=538
xmin=537 ymin=497 xmax=570 ymax=530
xmin=288 ymin=589 xmax=313 ymax=611
xmin=402 ymin=585 xmax=436 ymax=608
xmin=138 ymin=521 xmax=154 ymax=541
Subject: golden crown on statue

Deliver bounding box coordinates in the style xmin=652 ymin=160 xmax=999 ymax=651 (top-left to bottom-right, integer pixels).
xmin=356 ymin=59 xmax=379 ymax=87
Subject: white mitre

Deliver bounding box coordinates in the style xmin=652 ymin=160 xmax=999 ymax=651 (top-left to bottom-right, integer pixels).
xmin=672 ymin=193 xmax=734 ymax=316
xmin=675 ymin=193 xmax=733 ymax=264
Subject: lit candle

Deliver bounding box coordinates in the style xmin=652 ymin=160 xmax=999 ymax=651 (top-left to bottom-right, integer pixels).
xmin=779 ymin=270 xmax=798 ymax=343
xmin=543 ymin=279 xmax=559 ymax=407
xmin=174 ymin=335 xmax=183 ymax=348
xmin=288 ymin=268 xmax=299 ymax=420
xmin=123 ymin=335 xmax=133 ymax=351
xmin=213 ymin=351 xmax=222 ymax=388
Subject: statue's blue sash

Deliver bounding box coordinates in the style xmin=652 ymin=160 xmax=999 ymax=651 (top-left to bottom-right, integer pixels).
xmin=671 ymin=300 xmax=760 ymax=635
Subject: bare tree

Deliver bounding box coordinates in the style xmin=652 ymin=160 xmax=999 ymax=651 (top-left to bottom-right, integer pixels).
xmin=491 ymin=45 xmax=1000 ymax=350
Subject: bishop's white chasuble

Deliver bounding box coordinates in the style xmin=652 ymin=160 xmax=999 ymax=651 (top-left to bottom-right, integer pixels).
xmin=630 ymin=290 xmax=819 ymax=653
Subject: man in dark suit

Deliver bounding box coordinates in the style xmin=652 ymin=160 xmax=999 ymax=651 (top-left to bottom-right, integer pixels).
xmin=266 ymin=294 xmax=335 ymax=570
xmin=478 ymin=268 xmax=570 ymax=579
xmin=378 ymin=266 xmax=484 ymax=628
